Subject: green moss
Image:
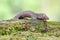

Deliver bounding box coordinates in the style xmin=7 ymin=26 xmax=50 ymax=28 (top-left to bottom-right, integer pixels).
xmin=0 ymin=20 xmax=60 ymax=40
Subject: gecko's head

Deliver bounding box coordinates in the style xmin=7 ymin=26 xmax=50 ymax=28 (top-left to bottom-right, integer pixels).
xmin=36 ymin=13 xmax=49 ymax=20
xmin=42 ymin=13 xmax=49 ymax=20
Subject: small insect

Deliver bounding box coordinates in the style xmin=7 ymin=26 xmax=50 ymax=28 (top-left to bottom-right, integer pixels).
xmin=22 ymin=23 xmax=28 ymax=30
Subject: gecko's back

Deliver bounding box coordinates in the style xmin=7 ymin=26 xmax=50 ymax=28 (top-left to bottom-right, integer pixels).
xmin=12 ymin=11 xmax=36 ymax=20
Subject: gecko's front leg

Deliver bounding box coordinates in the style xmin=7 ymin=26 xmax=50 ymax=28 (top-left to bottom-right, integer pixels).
xmin=41 ymin=19 xmax=47 ymax=32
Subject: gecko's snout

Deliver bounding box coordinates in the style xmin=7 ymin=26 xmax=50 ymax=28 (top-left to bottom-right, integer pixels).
xmin=43 ymin=14 xmax=49 ymax=20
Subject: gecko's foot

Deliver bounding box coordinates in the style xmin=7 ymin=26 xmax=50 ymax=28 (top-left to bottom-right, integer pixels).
xmin=41 ymin=28 xmax=47 ymax=33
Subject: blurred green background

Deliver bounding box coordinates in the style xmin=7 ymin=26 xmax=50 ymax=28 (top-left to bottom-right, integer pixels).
xmin=0 ymin=0 xmax=60 ymax=22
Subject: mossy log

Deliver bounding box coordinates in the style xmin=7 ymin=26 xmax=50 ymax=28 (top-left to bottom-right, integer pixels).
xmin=0 ymin=20 xmax=60 ymax=40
